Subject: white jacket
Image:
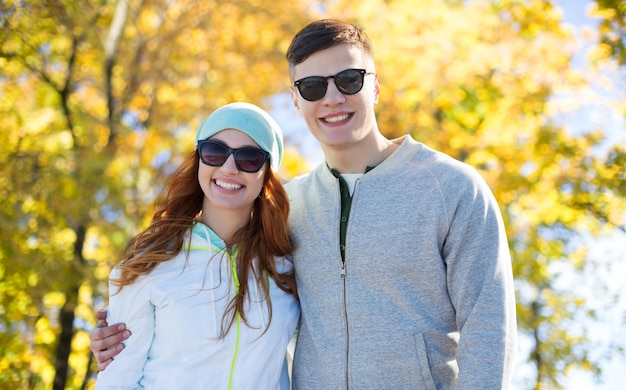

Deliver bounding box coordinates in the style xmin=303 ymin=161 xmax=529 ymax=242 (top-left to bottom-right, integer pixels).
xmin=96 ymin=222 xmax=300 ymax=390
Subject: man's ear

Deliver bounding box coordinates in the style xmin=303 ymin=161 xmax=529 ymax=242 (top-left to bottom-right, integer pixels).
xmin=373 ymin=74 xmax=380 ymax=105
xmin=290 ymin=88 xmax=303 ymax=116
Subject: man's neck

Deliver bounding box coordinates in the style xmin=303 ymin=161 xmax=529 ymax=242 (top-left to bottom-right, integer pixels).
xmin=323 ymin=134 xmax=401 ymax=174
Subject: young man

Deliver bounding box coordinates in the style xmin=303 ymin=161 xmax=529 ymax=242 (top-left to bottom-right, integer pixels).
xmin=90 ymin=19 xmax=516 ymax=389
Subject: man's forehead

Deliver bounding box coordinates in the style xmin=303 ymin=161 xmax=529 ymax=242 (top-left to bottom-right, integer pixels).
xmin=291 ymin=45 xmax=372 ymax=79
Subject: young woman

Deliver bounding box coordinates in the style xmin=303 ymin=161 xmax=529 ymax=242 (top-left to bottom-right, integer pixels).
xmin=95 ymin=102 xmax=299 ymax=390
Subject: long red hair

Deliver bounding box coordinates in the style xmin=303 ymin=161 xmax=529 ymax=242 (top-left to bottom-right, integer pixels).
xmin=111 ymin=151 xmax=297 ymax=337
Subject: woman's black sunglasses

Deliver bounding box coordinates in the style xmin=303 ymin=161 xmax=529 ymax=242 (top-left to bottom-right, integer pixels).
xmin=197 ymin=140 xmax=269 ymax=173
xmin=293 ymin=68 xmax=375 ymax=102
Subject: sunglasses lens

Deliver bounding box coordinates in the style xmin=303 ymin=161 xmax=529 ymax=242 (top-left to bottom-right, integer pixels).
xmin=295 ymin=69 xmax=366 ymax=101
xmin=335 ymin=69 xmax=365 ymax=95
xmin=198 ymin=141 xmax=267 ymax=172
xmin=234 ymin=149 xmax=267 ymax=172
xmin=199 ymin=141 xmax=228 ymax=166
xmin=297 ymin=77 xmax=327 ymax=101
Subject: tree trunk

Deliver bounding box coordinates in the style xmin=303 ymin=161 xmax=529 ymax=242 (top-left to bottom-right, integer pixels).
xmin=53 ymin=224 xmax=86 ymax=389
xmin=53 ymin=291 xmax=77 ymax=390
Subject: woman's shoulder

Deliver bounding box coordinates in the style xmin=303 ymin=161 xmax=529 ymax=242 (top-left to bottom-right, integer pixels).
xmin=273 ymin=255 xmax=294 ymax=274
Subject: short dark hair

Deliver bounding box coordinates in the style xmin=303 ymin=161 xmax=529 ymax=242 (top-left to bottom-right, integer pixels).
xmin=286 ymin=19 xmax=374 ymax=78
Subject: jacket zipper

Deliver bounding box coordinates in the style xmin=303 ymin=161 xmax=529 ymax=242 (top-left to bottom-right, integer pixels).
xmin=342 ymin=177 xmax=359 ymax=390
xmin=228 ymin=250 xmax=241 ymax=390
xmin=342 ymin=266 xmax=349 ymax=389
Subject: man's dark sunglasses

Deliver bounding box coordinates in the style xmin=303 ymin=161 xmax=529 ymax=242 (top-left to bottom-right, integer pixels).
xmin=293 ymin=68 xmax=375 ymax=102
xmin=197 ymin=140 xmax=269 ymax=173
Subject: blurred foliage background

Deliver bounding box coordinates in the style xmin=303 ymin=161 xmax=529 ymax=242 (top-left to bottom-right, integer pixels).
xmin=0 ymin=0 xmax=624 ymax=389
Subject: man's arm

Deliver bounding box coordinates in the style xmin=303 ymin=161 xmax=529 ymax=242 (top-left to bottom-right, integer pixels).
xmin=445 ymin=171 xmax=517 ymax=388
xmin=89 ymin=309 xmax=131 ymax=371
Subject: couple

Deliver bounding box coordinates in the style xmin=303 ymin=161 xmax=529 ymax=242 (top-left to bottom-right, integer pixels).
xmin=92 ymin=19 xmax=517 ymax=389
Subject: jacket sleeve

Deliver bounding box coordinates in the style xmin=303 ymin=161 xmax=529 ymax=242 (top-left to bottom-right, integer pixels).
xmin=443 ymin=170 xmax=517 ymax=389
xmin=95 ymin=268 xmax=155 ymax=390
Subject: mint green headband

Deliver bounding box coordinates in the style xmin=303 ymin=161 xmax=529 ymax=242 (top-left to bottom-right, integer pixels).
xmin=195 ymin=102 xmax=284 ymax=171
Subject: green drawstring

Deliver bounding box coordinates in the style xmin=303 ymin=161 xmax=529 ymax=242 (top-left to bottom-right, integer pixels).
xmin=228 ymin=249 xmax=241 ymax=390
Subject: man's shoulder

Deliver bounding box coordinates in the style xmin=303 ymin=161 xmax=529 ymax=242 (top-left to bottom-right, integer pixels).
xmin=284 ymin=172 xmax=309 ymax=191
xmin=394 ymin=139 xmax=488 ymax=194
xmin=401 ymin=138 xmax=476 ymax=176
xmin=285 ymin=172 xmax=312 ymax=185
xmin=284 ymin=166 xmax=324 ymax=192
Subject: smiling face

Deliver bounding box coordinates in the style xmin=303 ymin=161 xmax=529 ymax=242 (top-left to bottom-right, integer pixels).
xmin=290 ymin=44 xmax=380 ymax=151
xmin=198 ymin=129 xmax=266 ymax=220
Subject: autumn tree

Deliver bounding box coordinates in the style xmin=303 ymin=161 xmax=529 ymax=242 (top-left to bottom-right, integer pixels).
xmin=1 ymin=0 xmax=624 ymax=389
xmin=592 ymin=0 xmax=626 ymax=65
xmin=0 ymin=0 xmax=309 ymax=388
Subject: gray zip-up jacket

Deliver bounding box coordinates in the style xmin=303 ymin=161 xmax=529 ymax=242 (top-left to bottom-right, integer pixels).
xmin=286 ymin=136 xmax=516 ymax=390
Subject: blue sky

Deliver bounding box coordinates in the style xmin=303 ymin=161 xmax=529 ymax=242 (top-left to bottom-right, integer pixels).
xmin=553 ymin=2 xmax=626 ymax=388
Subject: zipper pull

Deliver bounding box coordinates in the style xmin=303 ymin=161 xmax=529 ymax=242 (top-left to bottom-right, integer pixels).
xmin=340 ymin=262 xmax=346 ymax=279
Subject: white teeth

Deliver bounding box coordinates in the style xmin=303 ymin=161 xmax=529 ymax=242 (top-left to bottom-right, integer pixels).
xmin=215 ymin=180 xmax=242 ymax=190
xmin=324 ymin=114 xmax=349 ymax=123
